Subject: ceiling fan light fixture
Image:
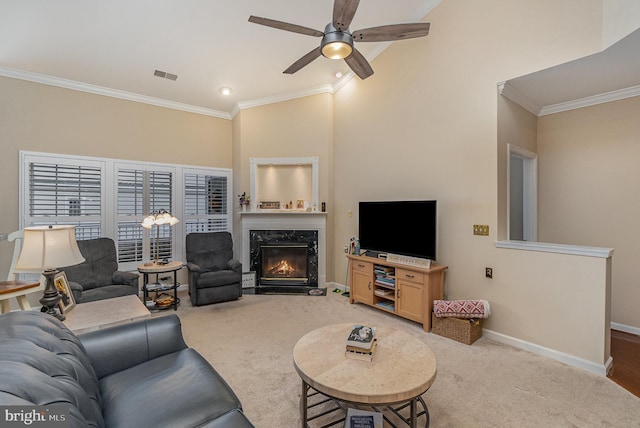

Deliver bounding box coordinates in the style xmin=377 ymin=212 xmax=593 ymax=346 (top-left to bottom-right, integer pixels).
xmin=322 ymin=41 xmax=353 ymax=59
xmin=321 ymin=23 xmax=353 ymax=60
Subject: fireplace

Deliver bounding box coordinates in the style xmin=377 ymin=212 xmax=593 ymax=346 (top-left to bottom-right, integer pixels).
xmin=260 ymin=244 xmax=309 ymax=286
xmin=250 ymin=229 xmax=318 ymax=289
xmin=241 ymin=212 xmax=326 ymax=290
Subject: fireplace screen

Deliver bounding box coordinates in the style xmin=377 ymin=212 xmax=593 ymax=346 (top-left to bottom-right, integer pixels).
xmin=260 ymin=244 xmax=309 ymax=285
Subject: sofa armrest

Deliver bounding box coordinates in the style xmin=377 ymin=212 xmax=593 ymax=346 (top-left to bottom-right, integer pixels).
xmin=79 ymin=314 xmax=187 ymax=379
xmin=228 ymin=258 xmax=242 ymax=274
xmin=112 ymin=270 xmax=139 ymax=287
xmin=186 ymin=262 xmax=202 ymax=272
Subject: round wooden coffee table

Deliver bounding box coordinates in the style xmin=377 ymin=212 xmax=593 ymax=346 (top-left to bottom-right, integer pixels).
xmin=293 ymin=323 xmax=437 ymax=427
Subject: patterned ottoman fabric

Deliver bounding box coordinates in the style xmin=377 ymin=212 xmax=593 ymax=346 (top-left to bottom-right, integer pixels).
xmin=433 ymin=300 xmax=491 ymax=319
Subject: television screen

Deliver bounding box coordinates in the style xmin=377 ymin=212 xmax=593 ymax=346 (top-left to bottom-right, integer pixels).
xmin=358 ymin=200 xmax=437 ymax=260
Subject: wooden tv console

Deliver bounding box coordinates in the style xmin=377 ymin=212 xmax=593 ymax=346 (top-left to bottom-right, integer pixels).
xmin=347 ymin=254 xmax=447 ymax=331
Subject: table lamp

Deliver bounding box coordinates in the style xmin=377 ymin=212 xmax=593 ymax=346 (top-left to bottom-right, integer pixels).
xmin=13 ymin=225 xmax=85 ymax=321
xmin=141 ymin=209 xmax=179 ymax=265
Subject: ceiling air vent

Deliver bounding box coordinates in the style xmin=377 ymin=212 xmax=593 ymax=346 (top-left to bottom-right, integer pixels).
xmin=153 ymin=69 xmax=178 ymax=81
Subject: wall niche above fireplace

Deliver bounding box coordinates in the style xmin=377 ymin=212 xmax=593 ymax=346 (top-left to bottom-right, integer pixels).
xmin=249 ymin=157 xmax=319 ymax=212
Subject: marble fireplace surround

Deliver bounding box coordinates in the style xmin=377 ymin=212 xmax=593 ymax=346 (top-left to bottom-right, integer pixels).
xmin=240 ymin=212 xmax=326 ymax=288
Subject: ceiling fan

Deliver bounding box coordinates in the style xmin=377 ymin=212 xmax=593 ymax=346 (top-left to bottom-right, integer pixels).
xmin=248 ymin=0 xmax=430 ymax=80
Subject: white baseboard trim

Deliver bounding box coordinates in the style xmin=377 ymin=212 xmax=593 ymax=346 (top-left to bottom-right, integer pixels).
xmin=482 ymin=329 xmax=611 ymax=377
xmin=325 ymin=281 xmax=346 ymax=292
xmin=611 ymin=322 xmax=640 ymax=336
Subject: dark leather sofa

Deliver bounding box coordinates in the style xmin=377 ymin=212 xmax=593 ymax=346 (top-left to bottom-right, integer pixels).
xmin=60 ymin=237 xmax=139 ymax=303
xmin=0 ymin=311 xmax=254 ymax=428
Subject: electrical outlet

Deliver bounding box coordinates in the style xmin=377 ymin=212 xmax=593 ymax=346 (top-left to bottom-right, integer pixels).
xmin=485 ymin=267 xmax=493 ymax=278
xmin=343 ymin=245 xmax=349 ymax=253
xmin=474 ymin=225 xmax=490 ymax=236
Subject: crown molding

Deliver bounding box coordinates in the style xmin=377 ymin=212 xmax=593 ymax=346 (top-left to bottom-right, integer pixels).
xmin=0 ymin=66 xmax=232 ymax=120
xmin=499 ymin=79 xmax=640 ymax=117
xmin=539 ymin=84 xmax=640 ymax=116
xmin=498 ymin=81 xmax=542 ymax=115
xmin=235 ymin=84 xmax=334 ymax=112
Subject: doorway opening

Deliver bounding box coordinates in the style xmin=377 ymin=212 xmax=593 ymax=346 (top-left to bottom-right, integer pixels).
xmin=508 ymin=144 xmax=537 ymax=241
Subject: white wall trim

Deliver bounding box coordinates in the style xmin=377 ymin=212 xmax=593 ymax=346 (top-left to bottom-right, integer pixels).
xmin=499 ymin=79 xmax=640 ymax=118
xmin=539 ymin=84 xmax=640 ymax=116
xmin=498 ymin=81 xmax=542 ymax=116
xmin=482 ymin=329 xmax=613 ymax=376
xmin=235 ymin=85 xmax=334 ymax=113
xmin=496 ymin=240 xmax=614 ymax=258
xmin=611 ymin=322 xmax=640 ymax=336
xmin=0 ymin=66 xmax=231 ymax=120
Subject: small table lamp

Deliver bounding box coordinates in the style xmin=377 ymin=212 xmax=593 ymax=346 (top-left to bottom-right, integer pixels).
xmin=141 ymin=209 xmax=179 ymax=265
xmin=13 ymin=225 xmax=85 ymax=321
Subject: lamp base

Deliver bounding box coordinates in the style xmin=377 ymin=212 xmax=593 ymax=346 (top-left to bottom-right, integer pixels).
xmin=39 ymin=268 xmax=65 ymax=321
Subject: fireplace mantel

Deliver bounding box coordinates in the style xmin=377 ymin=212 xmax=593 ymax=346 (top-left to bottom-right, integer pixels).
xmin=240 ymin=212 xmax=326 ymax=287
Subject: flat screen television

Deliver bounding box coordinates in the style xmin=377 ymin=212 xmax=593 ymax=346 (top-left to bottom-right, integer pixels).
xmin=358 ymin=200 xmax=437 ymax=261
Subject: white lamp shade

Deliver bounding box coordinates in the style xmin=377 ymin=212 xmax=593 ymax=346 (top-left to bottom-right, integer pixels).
xmin=14 ymin=225 xmax=86 ymax=272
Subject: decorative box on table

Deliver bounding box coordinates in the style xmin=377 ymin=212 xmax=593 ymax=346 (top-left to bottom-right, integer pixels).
xmin=431 ymin=313 xmax=483 ymax=345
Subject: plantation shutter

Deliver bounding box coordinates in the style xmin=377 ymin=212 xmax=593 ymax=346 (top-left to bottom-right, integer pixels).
xmin=27 ymin=161 xmax=102 ymax=239
xmin=184 ymin=173 xmax=229 ymax=233
xmin=116 ymin=168 xmax=174 ymax=265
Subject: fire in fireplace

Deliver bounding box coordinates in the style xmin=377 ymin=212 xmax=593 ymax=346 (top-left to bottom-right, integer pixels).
xmin=260 ymin=244 xmax=309 ymax=285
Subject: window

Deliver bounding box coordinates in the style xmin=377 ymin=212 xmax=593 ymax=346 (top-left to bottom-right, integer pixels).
xmin=116 ymin=166 xmax=175 ymax=266
xmin=184 ymin=171 xmax=230 ymax=234
xmin=20 ymin=151 xmax=232 ymax=271
xmin=24 ymin=156 xmax=103 ymax=240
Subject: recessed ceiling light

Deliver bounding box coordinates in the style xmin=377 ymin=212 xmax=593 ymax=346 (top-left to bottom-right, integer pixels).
xmin=335 ymin=71 xmax=343 ymax=78
xmin=219 ymin=87 xmax=232 ymax=96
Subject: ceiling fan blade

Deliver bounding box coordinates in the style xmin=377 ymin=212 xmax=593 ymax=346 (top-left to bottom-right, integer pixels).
xmin=333 ymin=0 xmax=360 ymax=31
xmin=283 ymin=47 xmax=323 ymax=74
xmin=249 ymin=16 xmax=324 ymax=37
xmin=352 ymin=22 xmax=430 ymax=42
xmin=344 ymin=48 xmax=374 ymax=79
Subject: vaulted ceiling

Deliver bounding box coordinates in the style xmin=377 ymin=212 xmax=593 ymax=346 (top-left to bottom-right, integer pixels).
xmin=0 ymin=0 xmax=437 ymax=118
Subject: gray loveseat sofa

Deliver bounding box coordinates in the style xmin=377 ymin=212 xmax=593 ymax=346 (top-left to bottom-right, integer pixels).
xmin=0 ymin=311 xmax=254 ymax=428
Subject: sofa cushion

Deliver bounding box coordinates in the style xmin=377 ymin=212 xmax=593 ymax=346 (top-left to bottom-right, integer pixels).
xmin=78 ymin=284 xmax=138 ymax=303
xmin=197 ymin=270 xmax=242 ymax=289
xmin=62 ymin=238 xmax=119 ymax=287
xmin=186 ymin=232 xmax=234 ymax=271
xmin=100 ymin=348 xmax=244 ymax=427
xmin=0 ymin=311 xmax=104 ymax=427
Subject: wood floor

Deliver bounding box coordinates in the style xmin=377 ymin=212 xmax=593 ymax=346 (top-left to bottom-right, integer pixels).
xmin=608 ymin=329 xmax=640 ymax=398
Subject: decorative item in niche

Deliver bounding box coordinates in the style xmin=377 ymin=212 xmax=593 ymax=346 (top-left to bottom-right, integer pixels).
xmin=260 ymin=201 xmax=280 ymax=210
xmin=238 ymin=192 xmax=250 ymax=207
xmin=296 ymin=200 xmax=304 ymax=209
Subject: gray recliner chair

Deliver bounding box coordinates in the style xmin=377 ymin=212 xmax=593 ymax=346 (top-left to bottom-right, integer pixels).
xmin=59 ymin=237 xmax=139 ymax=303
xmin=186 ymin=232 xmax=242 ymax=306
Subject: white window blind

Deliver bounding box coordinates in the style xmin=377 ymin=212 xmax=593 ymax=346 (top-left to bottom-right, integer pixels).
xmin=20 ymin=151 xmax=233 ymax=268
xmin=26 ymin=160 xmax=103 ymax=239
xmin=116 ymin=167 xmax=174 ymax=266
xmin=184 ymin=172 xmax=229 ymax=233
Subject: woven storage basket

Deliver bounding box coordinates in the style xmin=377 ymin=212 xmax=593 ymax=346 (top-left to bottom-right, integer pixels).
xmin=431 ymin=313 xmax=483 ymax=345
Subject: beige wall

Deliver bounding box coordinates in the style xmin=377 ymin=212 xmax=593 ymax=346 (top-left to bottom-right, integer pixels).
xmin=538 ymin=96 xmax=640 ymax=328
xmin=231 ymin=94 xmax=335 ymax=278
xmin=332 ymin=0 xmax=620 ymax=366
xmin=0 ymin=76 xmax=232 ymax=280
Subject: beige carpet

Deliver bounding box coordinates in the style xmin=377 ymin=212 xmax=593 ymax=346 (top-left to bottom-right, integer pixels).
xmin=163 ymin=288 xmax=640 ymax=427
